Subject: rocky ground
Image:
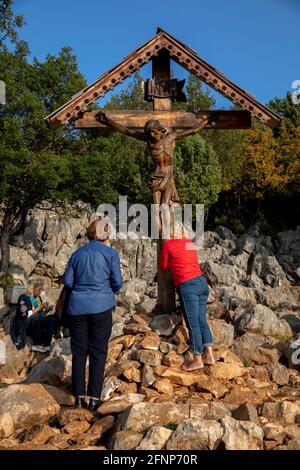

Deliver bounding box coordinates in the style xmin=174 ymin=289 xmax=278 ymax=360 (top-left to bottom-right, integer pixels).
xmin=0 ymin=205 xmax=299 ymax=450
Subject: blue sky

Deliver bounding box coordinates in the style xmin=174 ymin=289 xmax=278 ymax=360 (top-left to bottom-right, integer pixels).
xmin=14 ymin=0 xmax=300 ymax=108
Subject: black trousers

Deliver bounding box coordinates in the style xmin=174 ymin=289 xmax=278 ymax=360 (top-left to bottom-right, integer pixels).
xmin=68 ymin=310 xmax=112 ymax=398
xmin=27 ymin=315 xmax=57 ymax=346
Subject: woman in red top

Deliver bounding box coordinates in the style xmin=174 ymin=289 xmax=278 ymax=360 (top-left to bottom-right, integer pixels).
xmin=160 ymin=236 xmax=215 ymax=371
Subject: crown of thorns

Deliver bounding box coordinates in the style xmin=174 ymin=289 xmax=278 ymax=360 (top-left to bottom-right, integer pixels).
xmin=144 ymin=119 xmax=167 ymax=134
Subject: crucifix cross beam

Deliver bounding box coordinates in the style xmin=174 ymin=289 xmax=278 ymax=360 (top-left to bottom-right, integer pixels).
xmin=75 ymin=109 xmax=251 ymax=130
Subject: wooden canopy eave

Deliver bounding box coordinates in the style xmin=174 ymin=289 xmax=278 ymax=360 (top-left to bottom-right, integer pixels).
xmin=45 ymin=28 xmax=282 ymax=130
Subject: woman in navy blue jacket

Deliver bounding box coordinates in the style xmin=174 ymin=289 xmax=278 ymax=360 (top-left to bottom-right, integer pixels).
xmin=64 ymin=219 xmax=122 ymax=411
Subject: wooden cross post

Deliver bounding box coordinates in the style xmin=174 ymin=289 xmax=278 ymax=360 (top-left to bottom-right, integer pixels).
xmin=152 ymin=49 xmax=176 ymax=315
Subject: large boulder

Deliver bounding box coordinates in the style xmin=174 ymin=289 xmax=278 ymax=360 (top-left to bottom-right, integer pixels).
xmin=166 ymin=419 xmax=223 ymax=450
xmin=116 ymin=403 xmax=190 ymax=432
xmin=25 ymin=355 xmax=72 ymax=386
xmin=16 ymin=204 xmax=91 ymax=278
xmin=235 ymin=304 xmax=293 ymax=339
xmin=201 ymin=261 xmax=244 ymax=286
xmin=117 ymin=279 xmax=147 ymax=310
xmin=232 ymin=333 xmax=282 ymax=365
xmin=136 ymin=425 xmax=172 ymax=450
xmin=209 ymin=320 xmax=234 ymax=348
xmin=221 ymin=416 xmax=263 ymax=450
xmin=150 ymin=313 xmax=181 ymax=336
xmin=0 ymin=384 xmax=60 ymax=438
xmin=8 ymin=246 xmax=36 ymax=284
xmin=111 ymin=238 xmax=157 ymax=282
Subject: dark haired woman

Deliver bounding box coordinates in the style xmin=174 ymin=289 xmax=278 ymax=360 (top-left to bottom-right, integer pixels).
xmin=64 ymin=219 xmax=122 ymax=410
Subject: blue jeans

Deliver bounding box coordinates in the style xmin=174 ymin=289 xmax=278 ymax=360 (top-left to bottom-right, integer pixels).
xmin=178 ymin=275 xmax=213 ymax=355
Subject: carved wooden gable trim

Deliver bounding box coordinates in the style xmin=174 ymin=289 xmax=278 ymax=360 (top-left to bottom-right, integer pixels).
xmin=45 ymin=28 xmax=281 ymax=129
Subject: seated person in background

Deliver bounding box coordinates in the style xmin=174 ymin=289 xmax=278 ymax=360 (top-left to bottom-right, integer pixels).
xmin=11 ymin=279 xmax=57 ymax=353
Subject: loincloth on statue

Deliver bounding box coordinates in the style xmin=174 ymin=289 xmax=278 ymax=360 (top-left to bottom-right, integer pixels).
xmin=149 ymin=171 xmax=180 ymax=204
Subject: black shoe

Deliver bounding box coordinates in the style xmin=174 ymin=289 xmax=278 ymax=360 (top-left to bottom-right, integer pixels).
xmin=74 ymin=397 xmax=87 ymax=409
xmin=88 ymin=398 xmax=101 ymax=412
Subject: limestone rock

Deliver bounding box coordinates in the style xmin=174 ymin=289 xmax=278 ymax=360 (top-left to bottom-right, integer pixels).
xmin=42 ymin=384 xmax=74 ymax=407
xmin=221 ymin=415 xmax=263 ymax=450
xmin=196 ymin=375 xmax=229 ymax=399
xmin=278 ymin=401 xmax=300 ymax=424
xmin=109 ymin=430 xmax=143 ymax=450
xmin=136 ymin=297 xmax=156 ymax=316
xmin=98 ymin=394 xmax=144 ymax=415
xmin=58 ymin=408 xmax=94 ymax=426
xmin=207 ymin=362 xmax=247 ymax=381
xmin=189 ymin=402 xmax=231 ymax=421
xmin=137 ymin=425 xmax=172 ymax=450
xmin=263 ymin=422 xmax=286 ymax=444
xmin=123 ymin=367 xmax=141 ymax=383
xmin=232 ymin=402 xmax=258 ymax=423
xmin=261 ymin=400 xmax=300 ymax=424
xmin=105 ymin=359 xmax=141 ymax=378
xmin=235 ymin=304 xmax=293 ymax=339
xmin=166 ymin=419 xmax=223 ymax=450
xmin=107 ymin=343 xmax=124 ymax=362
xmin=123 ymin=323 xmax=151 ymax=335
xmin=232 ymin=333 xmax=282 ymax=365
xmin=63 ymin=420 xmax=91 ymax=435
xmin=210 ymin=320 xmax=234 ymax=347
xmin=141 ymin=364 xmax=155 ymax=386
xmin=89 ymin=415 xmax=114 ymax=436
xmin=159 ymin=341 xmax=176 ymax=354
xmin=0 ymin=384 xmax=60 ymax=438
xmin=101 ymin=376 xmax=120 ymax=401
xmin=271 ymin=364 xmax=289 ymax=386
xmin=162 ymin=351 xmax=184 ymax=368
xmin=150 ymin=313 xmax=181 ymax=337
xmin=118 ymin=279 xmax=147 ymax=310
xmin=50 ymin=338 xmax=71 ymax=357
xmin=139 ymin=333 xmax=161 ymax=350
xmin=135 ymin=349 xmax=162 ymax=367
xmin=153 ymin=378 xmax=173 ymax=396
xmin=202 ymin=260 xmax=243 ymax=286
xmin=154 ymin=365 xmax=203 ymax=387
xmin=116 ymin=402 xmax=190 ymax=432
xmin=25 ymin=355 xmax=72 ymax=386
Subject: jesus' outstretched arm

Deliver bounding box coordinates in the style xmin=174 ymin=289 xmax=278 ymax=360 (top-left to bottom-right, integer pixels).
xmin=96 ymin=111 xmax=146 ymax=141
xmin=174 ymin=113 xmax=216 ymax=141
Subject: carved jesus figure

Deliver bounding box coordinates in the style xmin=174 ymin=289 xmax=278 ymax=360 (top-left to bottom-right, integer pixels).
xmin=97 ymin=111 xmax=212 ymax=208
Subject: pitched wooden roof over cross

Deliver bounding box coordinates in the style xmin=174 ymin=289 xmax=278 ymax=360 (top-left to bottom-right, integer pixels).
xmin=45 ymin=27 xmax=281 ymax=130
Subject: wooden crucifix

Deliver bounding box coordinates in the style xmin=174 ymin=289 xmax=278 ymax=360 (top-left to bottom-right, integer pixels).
xmin=45 ymin=28 xmax=281 ymax=315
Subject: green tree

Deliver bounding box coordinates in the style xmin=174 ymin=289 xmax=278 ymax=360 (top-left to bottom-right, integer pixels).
xmin=0 ymin=44 xmax=86 ymax=276
xmin=174 ymin=134 xmax=221 ymax=208
xmin=0 ymin=0 xmax=24 ymax=48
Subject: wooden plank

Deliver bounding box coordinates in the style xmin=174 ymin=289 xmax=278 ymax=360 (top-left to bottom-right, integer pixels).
xmin=75 ymin=110 xmax=252 ymax=130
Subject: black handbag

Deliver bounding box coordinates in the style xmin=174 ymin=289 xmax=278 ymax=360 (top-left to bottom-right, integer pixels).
xmin=54 ymin=286 xmax=70 ymax=327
